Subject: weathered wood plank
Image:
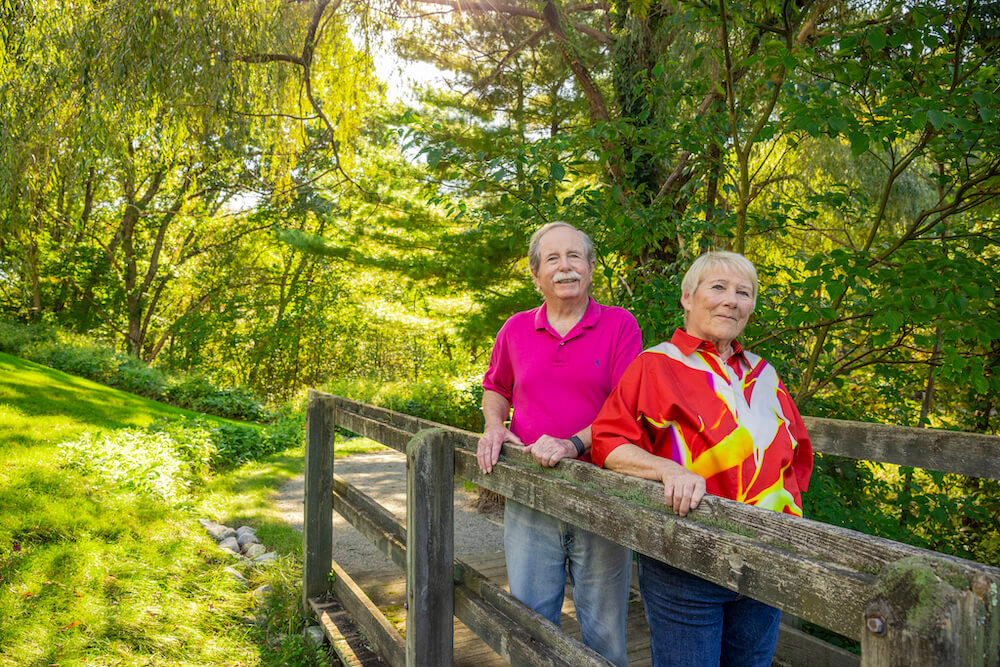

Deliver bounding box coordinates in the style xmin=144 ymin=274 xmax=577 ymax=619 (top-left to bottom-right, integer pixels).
xmin=331 ymin=393 xmax=1000 ymax=480
xmin=775 ymin=622 xmax=860 ymax=667
xmin=558 ymin=458 xmax=999 ymax=579
xmin=321 ymin=394 xmax=1000 ymax=664
xmin=453 ymin=558 xmax=610 ymax=667
xmin=454 ymin=448 xmax=873 ymax=640
xmin=333 ymin=473 xmax=616 ymax=666
xmin=454 ymin=586 xmax=590 ymax=667
xmin=333 ymin=475 xmax=407 ymax=570
xmin=803 ymin=416 xmax=1000 ymax=481
xmin=406 ymin=429 xmax=455 ymax=666
xmin=860 ymin=557 xmax=1000 ymax=666
xmin=322 ymin=559 xmax=406 ymax=667
xmin=335 ymin=409 xmax=413 ymax=454
xmin=331 ymin=396 xmax=1000 ymax=638
xmin=308 ymin=598 xmax=386 ymax=667
xmin=303 ymin=390 xmax=336 ymax=609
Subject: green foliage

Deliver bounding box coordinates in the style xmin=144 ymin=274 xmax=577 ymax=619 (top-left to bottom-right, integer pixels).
xmin=806 ymin=454 xmax=1000 ymax=564
xmin=0 ymin=319 xmax=270 ymax=422
xmin=60 ymin=428 xmax=212 ymax=507
xmin=0 ymin=324 xmax=323 ymax=666
xmin=58 ymin=411 xmax=305 ymax=505
xmin=327 ymin=374 xmax=484 ymax=432
xmin=164 ymin=377 xmax=270 ymax=422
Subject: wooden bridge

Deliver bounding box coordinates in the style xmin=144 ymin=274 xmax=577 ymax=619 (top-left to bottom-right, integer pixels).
xmin=302 ymin=391 xmax=1000 ymax=666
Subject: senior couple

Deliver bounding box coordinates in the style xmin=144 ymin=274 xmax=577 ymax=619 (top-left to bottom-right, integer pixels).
xmin=476 ymin=222 xmax=813 ymax=667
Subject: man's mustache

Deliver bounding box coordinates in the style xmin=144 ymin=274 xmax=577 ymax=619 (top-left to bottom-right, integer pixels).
xmin=553 ymin=271 xmax=582 ymax=282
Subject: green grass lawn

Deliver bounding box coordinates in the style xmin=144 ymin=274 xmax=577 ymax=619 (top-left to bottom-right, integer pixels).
xmin=0 ymin=352 xmax=364 ymax=667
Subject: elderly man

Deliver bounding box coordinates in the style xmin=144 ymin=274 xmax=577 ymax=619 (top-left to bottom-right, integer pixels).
xmin=476 ymin=221 xmax=642 ymax=666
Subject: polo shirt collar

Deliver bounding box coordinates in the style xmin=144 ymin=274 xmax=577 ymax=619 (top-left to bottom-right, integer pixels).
xmin=671 ymin=327 xmax=747 ymax=362
xmin=535 ymin=297 xmax=601 ymax=338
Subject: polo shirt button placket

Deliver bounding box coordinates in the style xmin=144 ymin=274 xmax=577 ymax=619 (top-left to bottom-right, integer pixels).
xmin=553 ymin=338 xmax=568 ymax=365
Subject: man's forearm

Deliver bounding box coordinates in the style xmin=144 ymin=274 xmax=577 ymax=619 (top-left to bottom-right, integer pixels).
xmin=481 ymin=389 xmax=511 ymax=430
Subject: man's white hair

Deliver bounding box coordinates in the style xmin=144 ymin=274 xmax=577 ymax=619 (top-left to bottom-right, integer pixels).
xmin=528 ymin=222 xmax=595 ymax=274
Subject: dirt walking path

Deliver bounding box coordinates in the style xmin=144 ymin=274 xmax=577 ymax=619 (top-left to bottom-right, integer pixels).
xmin=273 ymin=450 xmax=505 ymax=576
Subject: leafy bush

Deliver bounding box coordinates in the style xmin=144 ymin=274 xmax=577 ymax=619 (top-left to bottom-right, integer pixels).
xmin=327 ymin=375 xmax=484 ymax=431
xmin=115 ymin=358 xmax=168 ymax=397
xmin=59 ymin=414 xmax=307 ymax=500
xmin=164 ymin=376 xmax=269 ymax=421
xmin=29 ymin=337 xmax=120 ymax=383
xmin=60 ymin=428 xmax=213 ymax=507
xmin=0 ymin=319 xmax=269 ymax=422
xmin=0 ymin=320 xmax=57 ymax=354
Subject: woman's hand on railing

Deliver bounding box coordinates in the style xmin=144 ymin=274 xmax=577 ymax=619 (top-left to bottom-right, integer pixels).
xmin=477 ymin=425 xmax=524 ymax=474
xmin=658 ymin=462 xmax=706 ymax=517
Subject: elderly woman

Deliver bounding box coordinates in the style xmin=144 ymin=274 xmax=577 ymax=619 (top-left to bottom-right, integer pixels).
xmin=591 ymin=251 xmax=813 ymax=667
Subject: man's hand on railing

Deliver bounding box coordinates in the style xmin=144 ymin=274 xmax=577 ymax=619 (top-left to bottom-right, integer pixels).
xmin=525 ymin=434 xmax=578 ymax=468
xmin=477 ymin=425 xmax=524 ymax=474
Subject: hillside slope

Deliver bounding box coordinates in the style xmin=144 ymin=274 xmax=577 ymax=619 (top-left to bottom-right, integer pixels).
xmin=0 ymin=352 xmax=327 ymax=667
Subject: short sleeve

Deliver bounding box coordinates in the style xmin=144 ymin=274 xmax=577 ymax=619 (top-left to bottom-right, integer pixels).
xmin=482 ymin=320 xmax=514 ymax=401
xmin=591 ymin=353 xmax=651 ymax=467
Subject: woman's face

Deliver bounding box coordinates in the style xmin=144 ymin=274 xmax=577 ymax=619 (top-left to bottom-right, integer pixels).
xmin=681 ymin=267 xmax=755 ymax=353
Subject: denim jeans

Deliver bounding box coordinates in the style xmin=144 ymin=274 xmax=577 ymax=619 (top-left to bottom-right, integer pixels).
xmin=637 ymin=555 xmax=781 ymax=667
xmin=504 ymin=499 xmax=632 ymax=667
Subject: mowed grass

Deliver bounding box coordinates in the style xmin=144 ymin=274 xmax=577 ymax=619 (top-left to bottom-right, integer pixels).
xmin=0 ymin=352 xmax=344 ymax=666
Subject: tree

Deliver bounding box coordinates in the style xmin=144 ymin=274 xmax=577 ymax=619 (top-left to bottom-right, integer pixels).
xmin=389 ymin=0 xmax=1000 ymax=426
xmin=1 ymin=0 xmax=380 ymax=361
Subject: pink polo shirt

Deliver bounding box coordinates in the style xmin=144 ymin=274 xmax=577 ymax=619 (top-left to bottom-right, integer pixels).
xmin=482 ymin=298 xmax=642 ymax=463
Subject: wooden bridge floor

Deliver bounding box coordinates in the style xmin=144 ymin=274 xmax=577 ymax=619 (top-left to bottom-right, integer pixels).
xmin=339 ymin=551 xmax=654 ymax=667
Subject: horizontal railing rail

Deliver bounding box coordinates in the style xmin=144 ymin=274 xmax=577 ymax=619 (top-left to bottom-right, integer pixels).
xmin=305 ymin=391 xmax=1000 ymax=666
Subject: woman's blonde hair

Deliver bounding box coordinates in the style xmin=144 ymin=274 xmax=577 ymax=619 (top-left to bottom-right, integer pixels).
xmin=681 ymin=251 xmax=758 ymax=309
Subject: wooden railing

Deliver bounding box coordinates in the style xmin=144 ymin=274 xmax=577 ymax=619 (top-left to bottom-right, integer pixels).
xmin=303 ymin=390 xmax=1000 ymax=666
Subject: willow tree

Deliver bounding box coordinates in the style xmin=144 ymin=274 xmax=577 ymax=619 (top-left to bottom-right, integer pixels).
xmin=0 ymin=0 xmax=379 ymax=360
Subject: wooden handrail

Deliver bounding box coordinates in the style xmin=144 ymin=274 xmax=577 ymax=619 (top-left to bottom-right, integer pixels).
xmin=306 ymin=391 xmax=1000 ymax=666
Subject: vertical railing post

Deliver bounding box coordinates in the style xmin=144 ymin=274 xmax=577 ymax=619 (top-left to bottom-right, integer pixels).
xmin=861 ymin=556 xmax=999 ymax=666
xmin=406 ymin=428 xmax=454 ymax=667
xmin=303 ymin=390 xmax=336 ymax=612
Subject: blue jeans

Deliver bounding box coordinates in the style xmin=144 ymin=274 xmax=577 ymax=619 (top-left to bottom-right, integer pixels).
xmin=637 ymin=555 xmax=781 ymax=667
xmin=504 ymin=500 xmax=632 ymax=666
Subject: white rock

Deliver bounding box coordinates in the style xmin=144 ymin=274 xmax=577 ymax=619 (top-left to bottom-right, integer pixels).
xmin=219 ymin=536 xmax=241 ymax=554
xmin=202 ymin=520 xmax=236 ymax=542
xmin=244 ymin=543 xmax=267 ymax=558
xmin=304 ymin=625 xmax=326 ymax=647
xmin=237 ymin=532 xmax=260 ymax=549
xmin=252 ymin=551 xmax=279 ymax=564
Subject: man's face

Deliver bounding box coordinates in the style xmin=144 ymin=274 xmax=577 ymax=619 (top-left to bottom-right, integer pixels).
xmin=531 ymin=226 xmax=594 ymax=304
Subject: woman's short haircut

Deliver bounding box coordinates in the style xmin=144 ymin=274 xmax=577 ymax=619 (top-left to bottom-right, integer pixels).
xmin=681 ymin=251 xmax=759 ymax=309
xmin=528 ymin=222 xmax=595 ymax=274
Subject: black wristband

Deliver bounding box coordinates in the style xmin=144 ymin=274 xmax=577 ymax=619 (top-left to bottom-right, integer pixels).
xmin=569 ymin=435 xmax=585 ymax=457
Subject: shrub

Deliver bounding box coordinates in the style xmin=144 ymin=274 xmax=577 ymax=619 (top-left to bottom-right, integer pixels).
xmin=0 ymin=320 xmax=57 ymax=354
xmin=30 ymin=338 xmax=119 ymax=382
xmin=327 ymin=375 xmax=484 ymax=432
xmin=60 ymin=428 xmax=213 ymax=507
xmin=115 ymin=358 xmax=168 ymax=397
xmin=0 ymin=319 xmax=270 ymax=422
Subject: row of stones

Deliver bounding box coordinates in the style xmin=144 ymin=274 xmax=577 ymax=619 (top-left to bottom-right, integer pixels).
xmin=199 ymin=518 xmax=279 ymax=563
xmin=198 ymin=518 xmax=326 ymax=649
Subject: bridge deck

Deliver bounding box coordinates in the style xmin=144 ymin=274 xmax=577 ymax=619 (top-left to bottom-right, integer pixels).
xmin=338 ymin=551 xmax=652 ymax=666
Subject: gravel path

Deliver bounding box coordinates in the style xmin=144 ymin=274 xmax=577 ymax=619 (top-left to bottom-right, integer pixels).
xmin=273 ymin=450 xmax=505 ymax=576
